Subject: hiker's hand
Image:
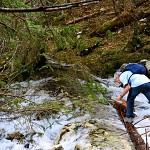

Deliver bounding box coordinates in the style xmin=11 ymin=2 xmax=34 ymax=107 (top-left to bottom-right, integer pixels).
xmin=116 ymin=95 xmax=122 ymax=100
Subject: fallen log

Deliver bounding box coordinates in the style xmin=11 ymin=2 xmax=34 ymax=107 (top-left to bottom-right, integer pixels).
xmin=112 ymin=100 xmax=149 ymax=150
xmin=90 ymin=9 xmax=150 ymax=37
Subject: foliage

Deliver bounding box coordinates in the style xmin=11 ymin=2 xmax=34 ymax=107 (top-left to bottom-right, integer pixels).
xmin=0 ymin=81 xmax=7 ymax=88
xmin=0 ymin=11 xmax=48 ymax=81
xmin=0 ymin=96 xmax=25 ymax=111
xmin=50 ymin=25 xmax=78 ymax=51
xmin=82 ymin=81 xmax=108 ymax=104
xmin=76 ymin=39 xmax=88 ymax=54
xmin=2 ymin=0 xmax=30 ymax=8
xmin=106 ymin=30 xmax=113 ymax=38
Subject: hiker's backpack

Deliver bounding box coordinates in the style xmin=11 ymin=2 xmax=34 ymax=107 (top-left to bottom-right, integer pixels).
xmin=119 ymin=63 xmax=148 ymax=87
xmin=123 ymin=63 xmax=147 ymax=75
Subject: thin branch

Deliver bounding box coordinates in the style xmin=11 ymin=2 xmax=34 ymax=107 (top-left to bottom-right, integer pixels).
xmin=140 ymin=130 xmax=150 ymax=136
xmin=0 ymin=92 xmax=68 ymax=103
xmin=0 ymin=0 xmax=101 ymax=13
xmin=136 ymin=126 xmax=150 ymax=129
xmin=1 ymin=106 xmax=57 ymax=113
xmin=0 ymin=93 xmax=37 ymax=104
xmin=0 ymin=21 xmax=15 ymax=31
xmin=133 ymin=116 xmax=149 ymax=126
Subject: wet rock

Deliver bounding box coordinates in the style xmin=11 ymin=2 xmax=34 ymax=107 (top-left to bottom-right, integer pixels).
xmin=54 ymin=117 xmax=135 ymax=150
xmin=140 ymin=59 xmax=150 ymax=77
xmin=75 ymin=143 xmax=93 ymax=150
xmin=50 ymin=144 xmax=64 ymax=150
xmin=24 ymin=143 xmax=30 ymax=148
xmin=88 ymin=121 xmax=134 ymax=150
xmin=6 ymin=132 xmax=24 ymax=141
xmin=54 ymin=122 xmax=84 ymax=144
xmin=145 ymin=60 xmax=150 ymax=75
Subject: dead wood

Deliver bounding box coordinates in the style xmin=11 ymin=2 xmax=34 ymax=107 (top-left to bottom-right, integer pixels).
xmin=90 ymin=9 xmax=150 ymax=37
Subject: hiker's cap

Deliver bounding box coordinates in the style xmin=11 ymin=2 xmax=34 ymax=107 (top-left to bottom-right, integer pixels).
xmin=114 ymin=72 xmax=122 ymax=82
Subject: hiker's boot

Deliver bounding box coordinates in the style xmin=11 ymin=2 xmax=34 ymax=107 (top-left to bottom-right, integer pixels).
xmin=124 ymin=117 xmax=133 ymax=123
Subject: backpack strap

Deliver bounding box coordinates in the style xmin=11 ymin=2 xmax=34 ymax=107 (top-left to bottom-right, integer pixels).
xmin=127 ymin=73 xmax=134 ymax=85
xmin=123 ymin=73 xmax=134 ymax=87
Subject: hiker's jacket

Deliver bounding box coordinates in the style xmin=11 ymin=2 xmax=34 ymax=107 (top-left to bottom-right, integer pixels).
xmin=120 ymin=71 xmax=150 ymax=88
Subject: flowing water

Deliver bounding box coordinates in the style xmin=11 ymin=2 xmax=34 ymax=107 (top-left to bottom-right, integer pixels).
xmin=0 ymin=76 xmax=149 ymax=150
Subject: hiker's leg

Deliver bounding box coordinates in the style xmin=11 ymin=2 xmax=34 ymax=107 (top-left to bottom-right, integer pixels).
xmin=126 ymin=87 xmax=140 ymax=118
xmin=141 ymin=82 xmax=150 ymax=103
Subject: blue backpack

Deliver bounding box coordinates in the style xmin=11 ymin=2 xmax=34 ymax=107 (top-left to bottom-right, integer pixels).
xmin=121 ymin=63 xmax=148 ymax=86
xmin=123 ymin=63 xmax=147 ymax=75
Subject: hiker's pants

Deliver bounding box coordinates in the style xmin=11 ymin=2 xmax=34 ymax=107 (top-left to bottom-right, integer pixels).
xmin=126 ymin=82 xmax=150 ymax=118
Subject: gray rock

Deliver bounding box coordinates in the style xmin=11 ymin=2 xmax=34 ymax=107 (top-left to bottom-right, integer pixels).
xmin=145 ymin=60 xmax=150 ymax=75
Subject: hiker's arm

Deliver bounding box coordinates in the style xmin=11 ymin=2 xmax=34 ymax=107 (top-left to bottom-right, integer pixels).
xmin=116 ymin=84 xmax=131 ymax=100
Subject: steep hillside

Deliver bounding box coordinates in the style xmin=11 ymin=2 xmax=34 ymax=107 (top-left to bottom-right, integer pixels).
xmin=0 ymin=0 xmax=150 ymax=82
xmin=44 ymin=0 xmax=150 ymax=78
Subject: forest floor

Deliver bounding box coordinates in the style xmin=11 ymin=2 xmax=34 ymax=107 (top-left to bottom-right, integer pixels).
xmin=43 ymin=0 xmax=150 ymax=79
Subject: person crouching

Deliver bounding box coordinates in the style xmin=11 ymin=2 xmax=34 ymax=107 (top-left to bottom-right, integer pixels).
xmin=114 ymin=71 xmax=150 ymax=123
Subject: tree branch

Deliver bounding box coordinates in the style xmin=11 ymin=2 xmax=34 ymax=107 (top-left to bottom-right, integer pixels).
xmin=0 ymin=0 xmax=101 ymax=13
